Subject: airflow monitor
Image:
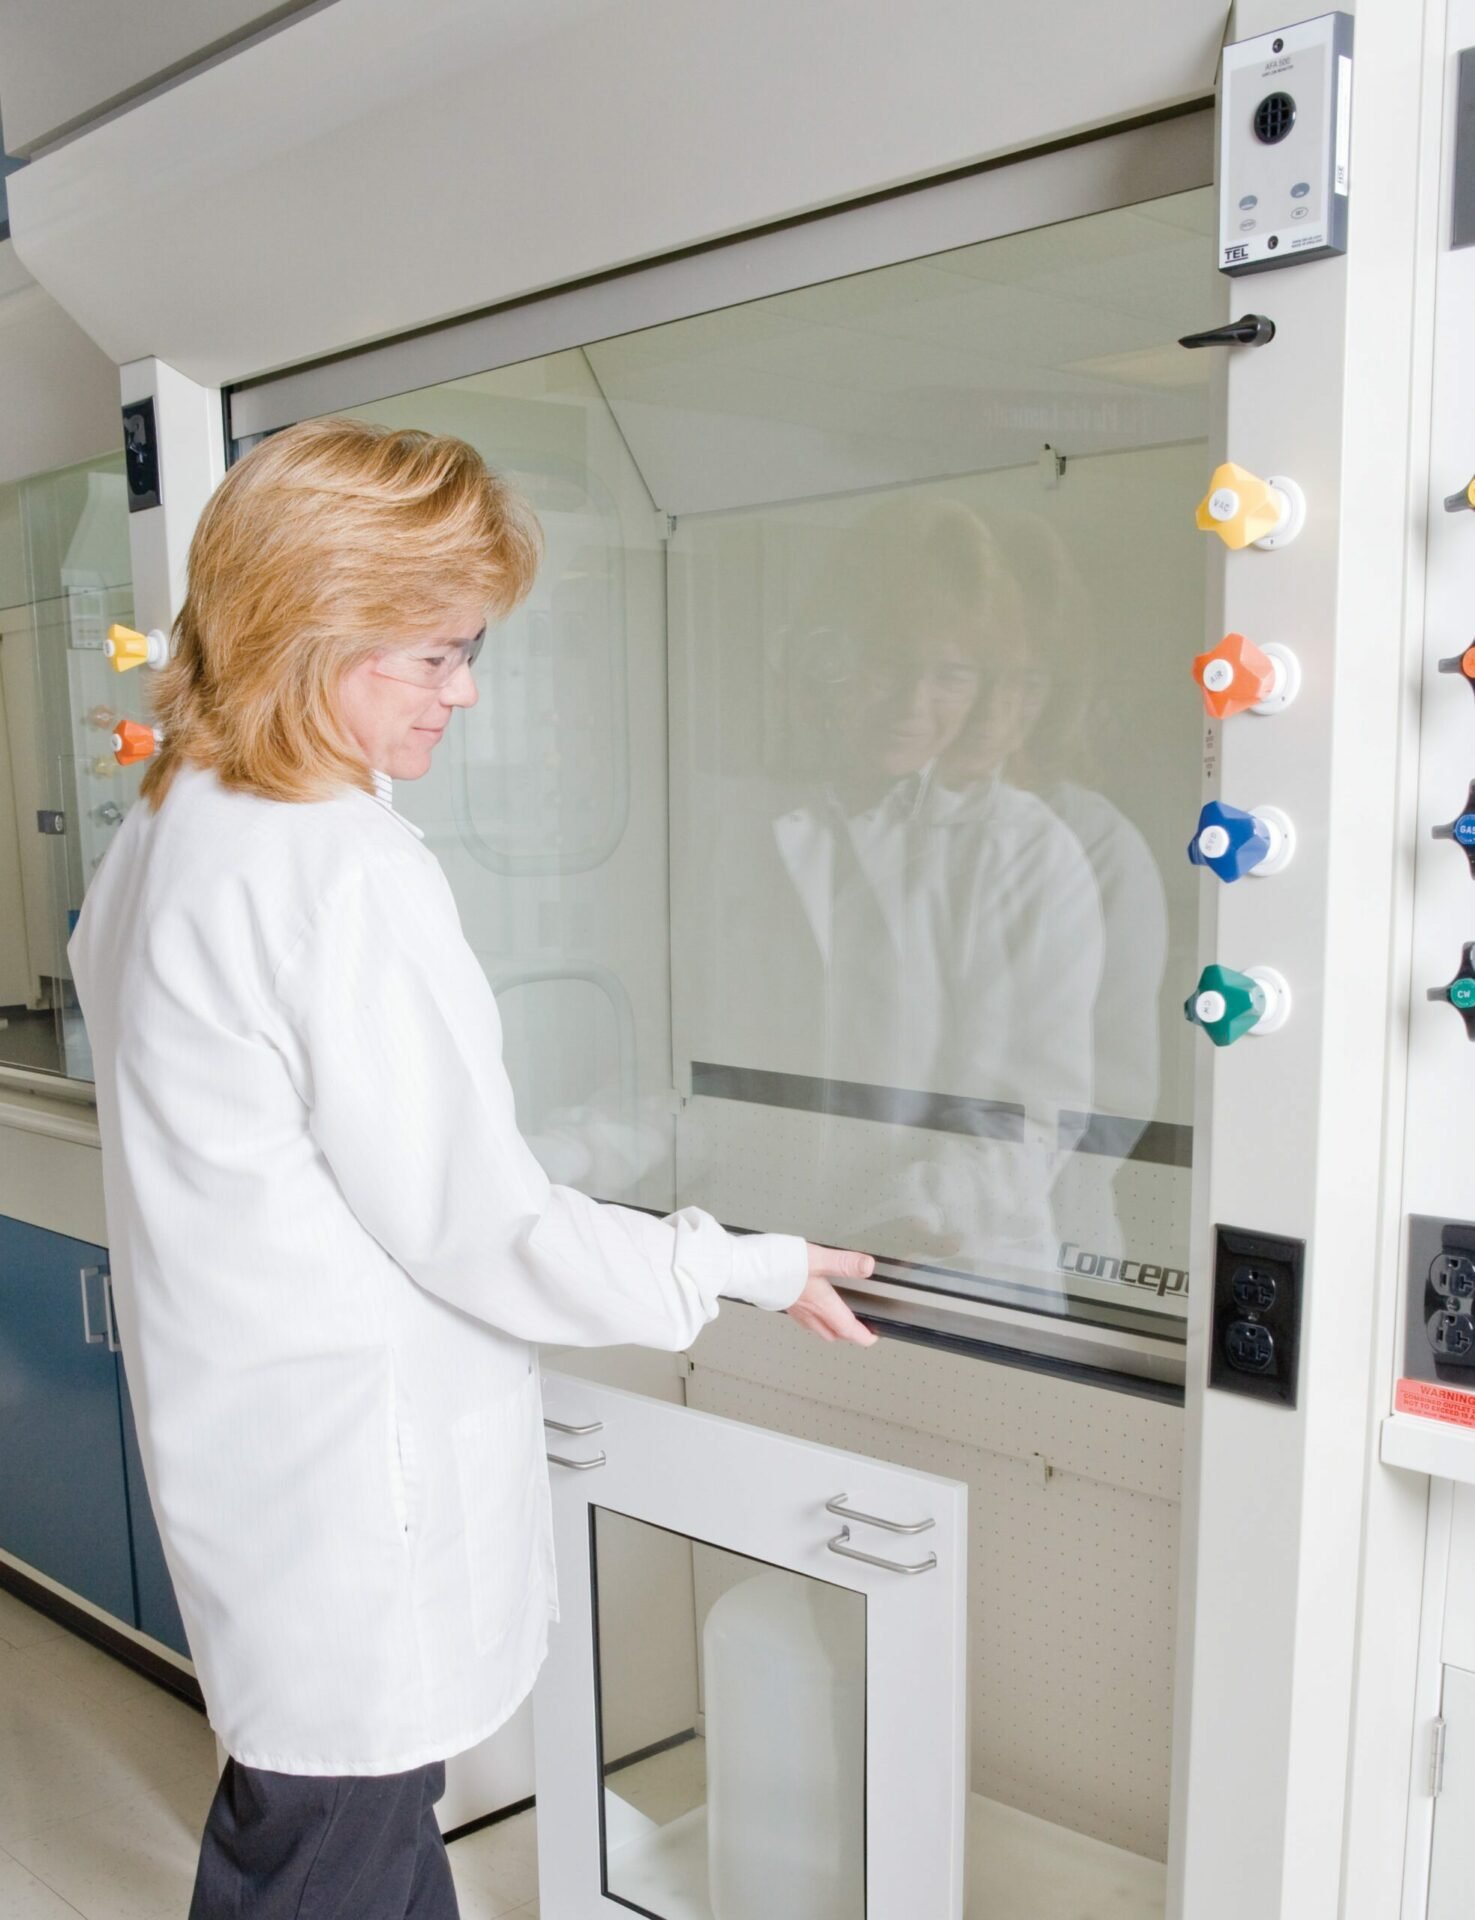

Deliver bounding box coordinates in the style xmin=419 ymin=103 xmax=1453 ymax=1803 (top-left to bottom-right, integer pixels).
xmin=1219 ymin=13 xmax=1353 ymax=276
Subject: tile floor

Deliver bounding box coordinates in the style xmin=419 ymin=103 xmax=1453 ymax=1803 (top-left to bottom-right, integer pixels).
xmin=2 ymin=1581 xmax=1166 ymax=1920
xmin=0 ymin=1586 xmax=539 ymax=1919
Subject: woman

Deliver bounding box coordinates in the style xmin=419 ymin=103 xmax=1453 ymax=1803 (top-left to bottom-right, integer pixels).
xmin=69 ymin=419 xmax=875 ymax=1919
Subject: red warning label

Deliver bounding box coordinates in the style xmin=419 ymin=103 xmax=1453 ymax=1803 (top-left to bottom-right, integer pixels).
xmin=1395 ymin=1379 xmax=1475 ymax=1428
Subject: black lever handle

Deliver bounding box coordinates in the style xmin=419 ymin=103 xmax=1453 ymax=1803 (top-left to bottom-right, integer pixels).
xmin=1178 ymin=314 xmax=1276 ymax=350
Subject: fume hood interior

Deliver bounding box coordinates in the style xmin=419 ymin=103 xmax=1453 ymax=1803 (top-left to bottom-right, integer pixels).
xmin=311 ymin=187 xmax=1220 ymax=1354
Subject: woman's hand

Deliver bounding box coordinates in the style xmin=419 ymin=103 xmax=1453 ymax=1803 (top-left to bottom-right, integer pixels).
xmin=787 ymin=1245 xmax=880 ymax=1346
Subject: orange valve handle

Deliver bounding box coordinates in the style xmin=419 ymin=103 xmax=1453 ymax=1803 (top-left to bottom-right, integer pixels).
xmin=1195 ymin=462 xmax=1305 ymax=551
xmin=105 ymin=624 xmax=169 ymax=673
xmin=113 ymin=720 xmax=160 ymax=767
xmin=1192 ymin=633 xmax=1300 ymax=720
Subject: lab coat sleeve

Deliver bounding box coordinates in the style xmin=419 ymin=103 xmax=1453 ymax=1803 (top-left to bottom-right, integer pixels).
xmin=273 ymin=843 xmax=809 ymax=1347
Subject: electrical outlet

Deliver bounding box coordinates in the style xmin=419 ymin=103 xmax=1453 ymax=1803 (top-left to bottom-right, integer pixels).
xmin=122 ymin=398 xmax=161 ymax=512
xmin=1407 ymin=1217 xmax=1475 ymax=1384
xmin=1210 ymin=1225 xmax=1304 ymax=1405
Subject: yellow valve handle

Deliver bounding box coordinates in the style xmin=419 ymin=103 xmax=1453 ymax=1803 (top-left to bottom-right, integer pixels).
xmin=104 ymin=623 xmax=168 ymax=673
xmin=1195 ymin=462 xmax=1287 ymax=550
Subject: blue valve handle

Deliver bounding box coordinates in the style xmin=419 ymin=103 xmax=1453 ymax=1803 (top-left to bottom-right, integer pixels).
xmin=1187 ymin=801 xmax=1271 ymax=883
xmin=1431 ymin=779 xmax=1475 ymax=875
xmin=1183 ymin=963 xmax=1266 ymax=1047
xmin=1428 ymin=940 xmax=1475 ymax=1040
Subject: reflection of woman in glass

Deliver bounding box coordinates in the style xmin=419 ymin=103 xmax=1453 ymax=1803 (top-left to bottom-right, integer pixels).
xmin=981 ymin=510 xmax=1172 ymax=1260
xmin=705 ymin=497 xmax=1104 ymax=1286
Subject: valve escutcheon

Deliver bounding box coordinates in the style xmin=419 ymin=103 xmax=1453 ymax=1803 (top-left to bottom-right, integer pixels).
xmin=1188 ymin=801 xmax=1295 ymax=882
xmin=1195 ymin=462 xmax=1306 ymax=550
xmin=1192 ymin=633 xmax=1301 ymax=719
xmin=1184 ymin=964 xmax=1292 ymax=1046
xmin=112 ymin=720 xmax=160 ymax=767
xmin=105 ymin=624 xmax=169 ymax=673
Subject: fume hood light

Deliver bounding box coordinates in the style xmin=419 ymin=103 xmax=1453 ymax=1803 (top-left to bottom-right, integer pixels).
xmin=112 ymin=721 xmax=160 ymax=767
xmin=1428 ymin=944 xmax=1475 ymax=1040
xmin=1195 ymin=463 xmax=1306 ymax=550
xmin=1185 ymin=964 xmax=1292 ymax=1047
xmin=1193 ymin=634 xmax=1301 ymax=720
xmin=104 ymin=623 xmax=169 ymax=673
xmin=1189 ymin=801 xmax=1296 ymax=882
xmin=1431 ymin=783 xmax=1475 ymax=874
xmin=1444 ymin=478 xmax=1475 ymax=514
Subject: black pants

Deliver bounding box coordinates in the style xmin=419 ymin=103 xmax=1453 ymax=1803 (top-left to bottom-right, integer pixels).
xmin=189 ymin=1758 xmax=460 ymax=1919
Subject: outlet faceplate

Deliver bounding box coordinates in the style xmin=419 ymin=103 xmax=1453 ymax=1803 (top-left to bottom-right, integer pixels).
xmin=122 ymin=398 xmax=161 ymax=513
xmin=1210 ymin=1225 xmax=1305 ymax=1406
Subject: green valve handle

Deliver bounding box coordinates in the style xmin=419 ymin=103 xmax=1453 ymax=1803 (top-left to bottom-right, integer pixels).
xmin=1184 ymin=963 xmax=1291 ymax=1047
xmin=1428 ymin=942 xmax=1475 ymax=1039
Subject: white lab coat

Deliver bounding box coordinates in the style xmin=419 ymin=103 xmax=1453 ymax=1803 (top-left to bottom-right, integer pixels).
xmin=69 ymin=764 xmax=806 ymax=1775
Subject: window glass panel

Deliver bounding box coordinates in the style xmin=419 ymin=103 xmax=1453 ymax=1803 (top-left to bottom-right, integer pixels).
xmin=592 ymin=1506 xmax=866 ymax=1920
xmin=311 ymin=186 xmax=1215 ymax=1332
xmin=0 ymin=454 xmax=137 ymax=1081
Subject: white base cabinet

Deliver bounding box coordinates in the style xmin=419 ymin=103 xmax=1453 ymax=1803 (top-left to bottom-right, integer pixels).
xmin=532 ymin=1371 xmax=969 ymax=1920
xmin=1427 ymin=1665 xmax=1475 ymax=1920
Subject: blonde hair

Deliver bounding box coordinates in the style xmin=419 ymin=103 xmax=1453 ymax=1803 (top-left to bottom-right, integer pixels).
xmin=141 ymin=417 xmax=542 ymax=808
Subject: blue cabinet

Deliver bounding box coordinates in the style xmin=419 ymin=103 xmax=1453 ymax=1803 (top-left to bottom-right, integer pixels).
xmin=0 ymin=1214 xmax=135 ymax=1621
xmin=119 ymin=1364 xmax=189 ymax=1655
xmin=0 ymin=1213 xmax=189 ymax=1657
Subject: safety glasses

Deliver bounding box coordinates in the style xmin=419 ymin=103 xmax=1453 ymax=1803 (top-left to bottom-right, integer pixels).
xmin=372 ymin=627 xmax=486 ymax=689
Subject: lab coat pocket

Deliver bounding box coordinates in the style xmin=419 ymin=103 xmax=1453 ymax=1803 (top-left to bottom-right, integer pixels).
xmin=454 ymin=1371 xmax=544 ymax=1657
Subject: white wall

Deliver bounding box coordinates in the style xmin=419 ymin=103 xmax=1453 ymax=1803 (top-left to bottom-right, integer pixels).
xmin=0 ymin=246 xmax=122 ymax=488
xmin=8 ymin=0 xmax=1226 ymax=389
xmin=0 ymin=0 xmax=324 ymax=153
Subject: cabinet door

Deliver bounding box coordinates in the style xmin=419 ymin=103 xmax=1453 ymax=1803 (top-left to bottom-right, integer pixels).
xmin=118 ymin=1362 xmax=189 ymax=1657
xmin=1428 ymin=1665 xmax=1475 ymax=1920
xmin=0 ymin=1214 xmax=134 ymax=1620
xmin=534 ymin=1371 xmax=969 ymax=1920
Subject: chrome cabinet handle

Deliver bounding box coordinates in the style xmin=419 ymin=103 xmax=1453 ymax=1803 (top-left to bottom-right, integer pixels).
xmin=102 ymin=1273 xmax=121 ymax=1354
xmin=547 ymin=1450 xmax=607 ymax=1471
xmin=79 ymin=1267 xmax=105 ymax=1346
xmin=544 ymin=1417 xmax=604 ymax=1436
xmin=827 ymin=1525 xmax=937 ymax=1576
xmin=826 ymin=1492 xmax=934 ymax=1536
